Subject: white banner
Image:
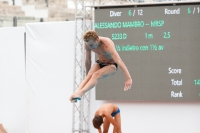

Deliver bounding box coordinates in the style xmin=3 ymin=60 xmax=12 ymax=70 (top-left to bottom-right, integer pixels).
xmin=26 ymin=22 xmax=74 ymax=133
xmin=0 ymin=27 xmax=26 ymax=133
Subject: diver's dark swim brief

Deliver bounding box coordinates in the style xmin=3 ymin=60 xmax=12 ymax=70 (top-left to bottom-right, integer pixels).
xmin=96 ymin=60 xmax=118 ymax=69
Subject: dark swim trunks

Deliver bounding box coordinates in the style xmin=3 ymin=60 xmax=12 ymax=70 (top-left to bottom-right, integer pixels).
xmin=96 ymin=60 xmax=118 ymax=69
xmin=111 ymin=108 xmax=120 ymax=117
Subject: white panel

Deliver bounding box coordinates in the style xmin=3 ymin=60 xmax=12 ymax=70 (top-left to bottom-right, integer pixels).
xmin=0 ymin=27 xmax=26 ymax=133
xmin=26 ymin=22 xmax=74 ymax=133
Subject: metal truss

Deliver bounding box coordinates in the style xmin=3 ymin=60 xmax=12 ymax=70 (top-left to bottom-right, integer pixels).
xmin=72 ymin=0 xmax=197 ymax=132
xmin=72 ymin=0 xmax=94 ymax=132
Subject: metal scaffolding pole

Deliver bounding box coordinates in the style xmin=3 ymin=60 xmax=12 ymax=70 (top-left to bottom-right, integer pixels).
xmin=72 ymin=0 xmax=94 ymax=132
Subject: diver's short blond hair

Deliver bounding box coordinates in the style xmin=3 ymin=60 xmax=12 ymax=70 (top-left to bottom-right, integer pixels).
xmin=83 ymin=30 xmax=99 ymax=42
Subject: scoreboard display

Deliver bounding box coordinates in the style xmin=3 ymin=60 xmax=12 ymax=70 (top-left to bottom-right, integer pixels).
xmin=94 ymin=2 xmax=200 ymax=101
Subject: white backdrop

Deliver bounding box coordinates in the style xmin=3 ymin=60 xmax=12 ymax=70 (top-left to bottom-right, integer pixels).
xmin=26 ymin=21 xmax=74 ymax=133
xmin=0 ymin=22 xmax=200 ymax=133
xmin=0 ymin=27 xmax=26 ymax=133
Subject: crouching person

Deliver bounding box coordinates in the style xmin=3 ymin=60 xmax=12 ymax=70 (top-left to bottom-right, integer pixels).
xmin=92 ymin=103 xmax=122 ymax=133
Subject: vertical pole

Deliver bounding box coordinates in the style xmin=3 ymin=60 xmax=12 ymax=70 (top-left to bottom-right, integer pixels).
xmin=13 ymin=16 xmax=17 ymax=27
